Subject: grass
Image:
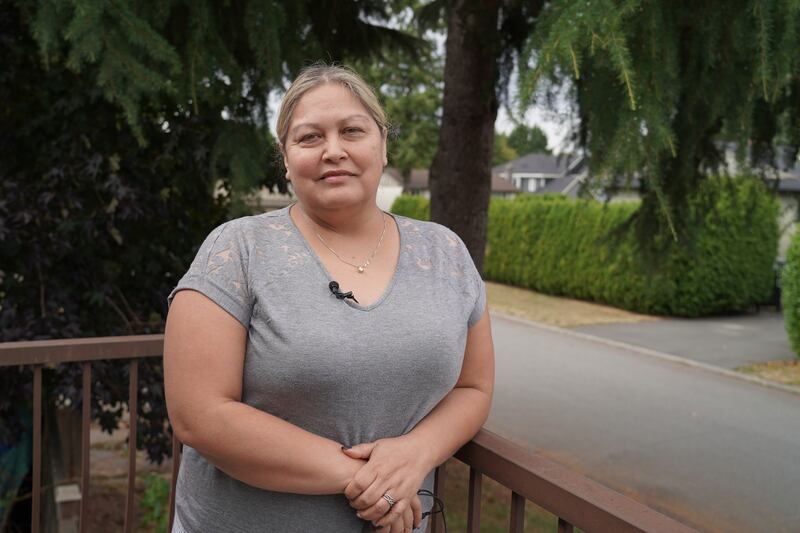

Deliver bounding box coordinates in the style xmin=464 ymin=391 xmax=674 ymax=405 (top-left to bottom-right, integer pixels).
xmin=485 ymin=281 xmax=657 ymax=328
xmin=737 ymin=359 xmax=800 ymax=387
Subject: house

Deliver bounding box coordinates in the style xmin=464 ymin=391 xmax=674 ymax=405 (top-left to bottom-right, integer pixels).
xmin=768 ymin=176 xmax=800 ymax=260
xmin=376 ymin=167 xmax=405 ymax=211
xmin=493 ymin=153 xmax=587 ymax=195
xmin=401 ymin=168 xmax=520 ymax=198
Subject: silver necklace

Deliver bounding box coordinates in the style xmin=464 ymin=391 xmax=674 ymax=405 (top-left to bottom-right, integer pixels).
xmin=301 ymin=208 xmax=388 ymax=273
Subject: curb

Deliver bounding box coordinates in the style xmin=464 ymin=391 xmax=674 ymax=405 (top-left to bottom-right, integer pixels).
xmin=491 ymin=311 xmax=800 ymax=397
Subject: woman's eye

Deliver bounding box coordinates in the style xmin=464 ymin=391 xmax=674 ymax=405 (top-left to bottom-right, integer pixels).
xmin=299 ymin=133 xmax=319 ymax=143
xmin=343 ymin=127 xmax=364 ymax=135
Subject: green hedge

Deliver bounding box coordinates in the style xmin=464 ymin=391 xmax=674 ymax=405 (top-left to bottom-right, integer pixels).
xmin=782 ymin=231 xmax=800 ymax=357
xmin=391 ymin=177 xmax=778 ymax=317
xmin=390 ymin=195 xmax=430 ymax=221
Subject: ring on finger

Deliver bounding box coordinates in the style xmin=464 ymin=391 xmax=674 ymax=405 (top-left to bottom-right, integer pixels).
xmin=382 ymin=492 xmax=396 ymax=512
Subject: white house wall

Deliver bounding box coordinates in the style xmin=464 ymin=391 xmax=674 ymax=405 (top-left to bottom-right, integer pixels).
xmin=778 ymin=195 xmax=799 ymax=261
xmin=377 ymin=184 xmax=404 ymax=211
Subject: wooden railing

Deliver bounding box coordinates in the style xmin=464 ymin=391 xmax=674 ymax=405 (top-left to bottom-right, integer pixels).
xmin=0 ymin=336 xmax=697 ymax=533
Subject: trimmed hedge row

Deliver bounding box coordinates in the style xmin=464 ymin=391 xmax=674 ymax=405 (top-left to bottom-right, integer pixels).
xmin=390 ymin=195 xmax=430 ymax=221
xmin=782 ymin=231 xmax=800 ymax=357
xmin=391 ymin=178 xmax=778 ymax=317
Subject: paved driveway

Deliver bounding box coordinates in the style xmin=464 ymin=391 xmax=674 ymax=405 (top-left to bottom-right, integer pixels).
xmin=573 ymin=309 xmax=793 ymax=368
xmin=487 ymin=313 xmax=800 ymax=533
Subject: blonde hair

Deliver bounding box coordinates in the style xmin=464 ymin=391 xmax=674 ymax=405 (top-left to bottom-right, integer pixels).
xmin=276 ymin=64 xmax=387 ymax=147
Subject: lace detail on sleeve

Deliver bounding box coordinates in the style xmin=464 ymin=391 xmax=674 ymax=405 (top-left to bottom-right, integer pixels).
xmin=250 ymin=219 xmax=314 ymax=287
xmin=398 ymin=218 xmax=486 ymax=327
xmin=168 ymin=219 xmax=253 ymax=328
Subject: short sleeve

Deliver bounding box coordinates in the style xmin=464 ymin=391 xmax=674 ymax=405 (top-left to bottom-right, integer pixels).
xmin=168 ymin=220 xmax=253 ymax=328
xmin=441 ymin=225 xmax=486 ymax=329
xmin=469 ymin=277 xmax=487 ymax=327
xmin=463 ymin=245 xmax=487 ymax=328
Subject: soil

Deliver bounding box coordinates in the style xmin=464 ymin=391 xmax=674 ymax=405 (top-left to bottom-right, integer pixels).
xmin=86 ymin=424 xmax=172 ymax=533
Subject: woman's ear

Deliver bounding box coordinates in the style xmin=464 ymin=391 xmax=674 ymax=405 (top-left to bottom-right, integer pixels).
xmin=279 ymin=143 xmax=290 ymax=180
xmin=382 ymin=128 xmax=388 ymax=167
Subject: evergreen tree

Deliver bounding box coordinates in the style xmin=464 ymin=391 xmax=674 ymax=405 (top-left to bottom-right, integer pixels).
xmin=519 ymin=0 xmax=800 ymax=242
xmin=1 ymin=0 xmax=420 ymax=470
xmin=354 ymin=4 xmax=444 ymax=178
xmin=507 ymin=124 xmax=550 ymax=155
xmin=23 ymin=0 xmax=420 ymax=195
xmin=493 ymin=133 xmax=520 ymax=165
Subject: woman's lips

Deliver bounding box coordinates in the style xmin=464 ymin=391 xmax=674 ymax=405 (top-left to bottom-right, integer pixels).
xmin=319 ymin=171 xmax=355 ymax=182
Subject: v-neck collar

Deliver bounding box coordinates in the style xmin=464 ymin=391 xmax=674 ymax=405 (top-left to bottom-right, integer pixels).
xmin=283 ymin=204 xmax=404 ymax=311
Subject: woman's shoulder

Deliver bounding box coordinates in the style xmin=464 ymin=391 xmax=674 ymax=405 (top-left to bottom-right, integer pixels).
xmin=394 ymin=214 xmax=484 ymax=315
xmin=393 ymin=214 xmax=469 ymax=255
xmin=393 ymin=214 xmax=480 ymax=281
xmin=207 ymin=206 xmax=294 ymax=246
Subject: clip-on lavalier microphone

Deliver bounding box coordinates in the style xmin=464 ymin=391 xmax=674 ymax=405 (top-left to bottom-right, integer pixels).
xmin=329 ymin=281 xmax=358 ymax=303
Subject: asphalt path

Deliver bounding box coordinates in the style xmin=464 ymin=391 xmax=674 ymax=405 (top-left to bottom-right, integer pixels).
xmin=486 ymin=313 xmax=800 ymax=533
xmin=573 ymin=309 xmax=792 ymax=369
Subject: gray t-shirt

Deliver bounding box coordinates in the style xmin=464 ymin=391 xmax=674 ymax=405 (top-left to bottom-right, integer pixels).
xmin=168 ymin=205 xmax=486 ymax=532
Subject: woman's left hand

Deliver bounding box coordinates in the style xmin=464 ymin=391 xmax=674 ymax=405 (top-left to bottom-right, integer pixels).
xmin=342 ymin=434 xmax=430 ymax=525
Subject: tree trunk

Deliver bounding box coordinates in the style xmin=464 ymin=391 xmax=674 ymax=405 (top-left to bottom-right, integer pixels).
xmin=429 ymin=0 xmax=501 ymax=274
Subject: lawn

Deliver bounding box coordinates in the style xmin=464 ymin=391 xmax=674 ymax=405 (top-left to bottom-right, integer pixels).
xmin=485 ymin=281 xmax=657 ymax=328
xmin=737 ymin=359 xmax=800 ymax=387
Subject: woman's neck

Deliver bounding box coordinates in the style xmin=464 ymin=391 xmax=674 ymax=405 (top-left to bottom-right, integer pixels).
xmin=292 ymin=201 xmax=384 ymax=239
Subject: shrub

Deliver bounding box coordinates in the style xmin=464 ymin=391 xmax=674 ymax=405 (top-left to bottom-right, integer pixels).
xmin=391 ymin=177 xmax=778 ymax=316
xmin=782 ymin=230 xmax=800 ymax=357
xmin=139 ymin=473 xmax=170 ymax=532
xmin=390 ymin=195 xmax=429 ymax=220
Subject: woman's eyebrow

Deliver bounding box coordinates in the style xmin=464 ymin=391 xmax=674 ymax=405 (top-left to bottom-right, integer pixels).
xmin=290 ymin=114 xmax=371 ymax=135
xmin=340 ymin=114 xmax=371 ymax=123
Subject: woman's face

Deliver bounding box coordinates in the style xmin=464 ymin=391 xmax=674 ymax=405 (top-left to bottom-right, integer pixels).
xmin=282 ymin=83 xmax=387 ymax=212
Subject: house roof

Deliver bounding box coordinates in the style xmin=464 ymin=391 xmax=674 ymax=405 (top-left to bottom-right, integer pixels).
xmin=774 ymin=177 xmax=800 ymax=193
xmin=492 ymin=153 xmax=583 ymax=176
xmin=381 ymin=167 xmax=404 ymax=187
xmin=399 ymin=168 xmax=519 ymax=193
xmin=491 ymin=174 xmax=520 ymax=193
xmin=406 ymin=168 xmax=430 ymax=190
xmin=539 ymin=175 xmax=581 ymax=196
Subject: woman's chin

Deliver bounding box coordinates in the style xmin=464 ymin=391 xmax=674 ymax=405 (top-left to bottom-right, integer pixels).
xmin=305 ymin=189 xmax=374 ymax=211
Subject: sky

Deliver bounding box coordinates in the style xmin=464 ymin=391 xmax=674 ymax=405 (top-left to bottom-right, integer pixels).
xmin=495 ymin=79 xmax=577 ymax=154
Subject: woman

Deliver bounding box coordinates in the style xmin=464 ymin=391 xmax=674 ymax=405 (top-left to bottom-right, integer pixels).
xmin=164 ymin=64 xmax=494 ymax=532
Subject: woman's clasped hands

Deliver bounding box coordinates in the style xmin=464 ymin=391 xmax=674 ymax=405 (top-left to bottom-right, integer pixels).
xmin=342 ymin=434 xmax=432 ymax=531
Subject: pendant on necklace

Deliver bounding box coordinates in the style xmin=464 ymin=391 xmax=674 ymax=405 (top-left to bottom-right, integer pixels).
xmin=357 ymin=266 xmax=365 ymax=273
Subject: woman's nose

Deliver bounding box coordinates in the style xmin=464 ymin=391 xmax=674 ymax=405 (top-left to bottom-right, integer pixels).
xmin=323 ymin=136 xmax=347 ymax=161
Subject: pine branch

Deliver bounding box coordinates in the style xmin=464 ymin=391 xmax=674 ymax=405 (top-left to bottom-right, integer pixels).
xmin=607 ymin=30 xmax=636 ymax=110
xmin=753 ymin=0 xmax=773 ymax=101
